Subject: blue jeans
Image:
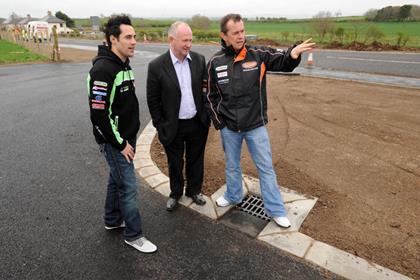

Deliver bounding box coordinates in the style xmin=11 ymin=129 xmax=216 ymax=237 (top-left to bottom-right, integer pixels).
xmin=101 ymin=138 xmax=143 ymax=241
xmin=220 ymin=126 xmax=287 ymax=217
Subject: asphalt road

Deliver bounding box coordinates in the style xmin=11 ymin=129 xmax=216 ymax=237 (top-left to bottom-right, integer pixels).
xmin=300 ymin=49 xmax=420 ymax=78
xmin=60 ymin=38 xmax=420 ymax=78
xmin=0 ymin=49 xmax=341 ymax=279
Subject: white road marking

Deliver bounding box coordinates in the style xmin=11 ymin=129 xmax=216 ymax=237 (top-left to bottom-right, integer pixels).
xmin=326 ymin=56 xmax=420 ymax=64
xmin=59 ymin=43 xmax=159 ymax=58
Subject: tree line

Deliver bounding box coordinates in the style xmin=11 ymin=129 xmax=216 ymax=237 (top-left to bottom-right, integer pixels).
xmin=365 ymin=5 xmax=420 ymax=21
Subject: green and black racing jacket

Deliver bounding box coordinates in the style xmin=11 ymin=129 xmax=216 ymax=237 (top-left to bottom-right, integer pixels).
xmin=87 ymin=45 xmax=139 ymax=151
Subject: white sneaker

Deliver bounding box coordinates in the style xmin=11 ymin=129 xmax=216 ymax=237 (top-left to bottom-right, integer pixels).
xmin=215 ymin=196 xmax=231 ymax=207
xmin=125 ymin=237 xmax=157 ymax=253
xmin=104 ymin=221 xmax=125 ymax=230
xmin=273 ymin=216 xmax=291 ymax=228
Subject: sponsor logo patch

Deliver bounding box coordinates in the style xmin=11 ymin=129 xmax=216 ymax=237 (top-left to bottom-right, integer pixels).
xmin=120 ymin=85 xmax=129 ymax=93
xmin=217 ymin=71 xmax=228 ymax=78
xmin=242 ymin=61 xmax=258 ymax=69
xmin=92 ymin=86 xmax=107 ymax=91
xmin=218 ymin=78 xmax=229 ymax=85
xmin=92 ymin=100 xmax=106 ymax=104
xmin=215 ymin=65 xmax=228 ymax=71
xmin=93 ymin=81 xmax=108 ymax=87
xmin=92 ymin=103 xmax=105 ymax=110
xmin=242 ymin=67 xmax=258 ymax=72
xmin=202 ymin=79 xmax=208 ymax=93
xmin=92 ymin=90 xmax=107 ymax=96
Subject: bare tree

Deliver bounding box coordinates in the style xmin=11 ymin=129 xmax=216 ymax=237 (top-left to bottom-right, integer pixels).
xmin=190 ymin=14 xmax=211 ymax=30
xmin=399 ymin=5 xmax=412 ymax=21
xmin=411 ymin=5 xmax=420 ymax=20
xmin=374 ymin=6 xmax=399 ymax=21
xmin=8 ymin=12 xmax=22 ymax=23
xmin=312 ymin=11 xmax=335 ymax=42
xmin=365 ymin=9 xmax=378 ymax=21
xmin=335 ymin=10 xmax=342 ymax=18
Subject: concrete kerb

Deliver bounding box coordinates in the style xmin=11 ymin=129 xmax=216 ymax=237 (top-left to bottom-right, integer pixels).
xmin=134 ymin=120 xmax=412 ymax=280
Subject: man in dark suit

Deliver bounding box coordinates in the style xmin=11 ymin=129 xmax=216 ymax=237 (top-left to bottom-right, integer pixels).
xmin=147 ymin=21 xmax=209 ymax=211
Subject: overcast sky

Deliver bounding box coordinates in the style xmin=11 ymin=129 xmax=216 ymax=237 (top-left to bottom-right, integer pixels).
xmin=2 ymin=0 xmax=419 ymax=19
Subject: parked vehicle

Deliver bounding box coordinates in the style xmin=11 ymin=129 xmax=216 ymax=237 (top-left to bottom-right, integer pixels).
xmin=27 ymin=21 xmax=50 ymax=42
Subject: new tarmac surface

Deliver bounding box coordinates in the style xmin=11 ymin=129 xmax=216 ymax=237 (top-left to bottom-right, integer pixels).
xmin=0 ymin=57 xmax=341 ymax=278
xmin=2 ymin=41 xmax=418 ymax=279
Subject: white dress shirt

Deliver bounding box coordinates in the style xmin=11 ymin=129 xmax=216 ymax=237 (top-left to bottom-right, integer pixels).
xmin=170 ymin=49 xmax=197 ymax=119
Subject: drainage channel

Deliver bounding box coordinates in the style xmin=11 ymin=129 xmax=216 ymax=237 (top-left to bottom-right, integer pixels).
xmin=236 ymin=194 xmax=270 ymax=221
xmin=220 ymin=194 xmax=270 ymax=237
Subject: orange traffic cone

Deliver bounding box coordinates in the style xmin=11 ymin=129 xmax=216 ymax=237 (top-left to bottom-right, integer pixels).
xmin=307 ymin=51 xmax=314 ymax=66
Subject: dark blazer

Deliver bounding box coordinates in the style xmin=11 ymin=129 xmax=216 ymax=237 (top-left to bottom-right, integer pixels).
xmin=147 ymin=50 xmax=209 ymax=146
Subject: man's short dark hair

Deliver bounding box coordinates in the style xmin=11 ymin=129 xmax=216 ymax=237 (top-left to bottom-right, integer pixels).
xmin=103 ymin=15 xmax=132 ymax=47
xmin=220 ymin=13 xmax=242 ymax=34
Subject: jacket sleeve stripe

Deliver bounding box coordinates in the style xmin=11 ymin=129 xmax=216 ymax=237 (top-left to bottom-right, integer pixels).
xmin=86 ymin=75 xmax=91 ymax=96
xmin=108 ymin=83 xmax=124 ymax=144
xmin=207 ymin=55 xmax=225 ymax=125
xmin=252 ymin=48 xmax=286 ymax=56
xmin=259 ymin=62 xmax=266 ymax=84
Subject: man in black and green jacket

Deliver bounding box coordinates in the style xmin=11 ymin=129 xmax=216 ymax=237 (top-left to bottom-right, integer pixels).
xmin=87 ymin=15 xmax=157 ymax=254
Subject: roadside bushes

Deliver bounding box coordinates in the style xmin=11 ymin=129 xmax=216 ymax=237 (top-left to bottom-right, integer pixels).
xmin=192 ymin=30 xmax=219 ymax=41
xmin=396 ymin=32 xmax=410 ymax=46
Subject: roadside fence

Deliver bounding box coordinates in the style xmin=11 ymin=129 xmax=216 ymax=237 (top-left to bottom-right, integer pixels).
xmin=0 ymin=29 xmax=61 ymax=61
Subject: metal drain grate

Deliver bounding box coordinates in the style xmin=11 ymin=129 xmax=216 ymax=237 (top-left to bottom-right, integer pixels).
xmin=236 ymin=194 xmax=270 ymax=221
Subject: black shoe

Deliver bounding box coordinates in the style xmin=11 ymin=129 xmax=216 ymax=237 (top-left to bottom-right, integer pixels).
xmin=188 ymin=193 xmax=206 ymax=206
xmin=166 ymin=197 xmax=178 ymax=211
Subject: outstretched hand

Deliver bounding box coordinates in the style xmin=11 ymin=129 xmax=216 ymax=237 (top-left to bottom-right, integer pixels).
xmin=291 ymin=38 xmax=316 ymax=59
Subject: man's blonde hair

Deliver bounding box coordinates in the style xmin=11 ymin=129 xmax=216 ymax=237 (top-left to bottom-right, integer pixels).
xmin=168 ymin=21 xmax=191 ymax=38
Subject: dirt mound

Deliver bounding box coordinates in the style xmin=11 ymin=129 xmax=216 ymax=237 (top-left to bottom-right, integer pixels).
xmin=151 ymin=75 xmax=420 ymax=279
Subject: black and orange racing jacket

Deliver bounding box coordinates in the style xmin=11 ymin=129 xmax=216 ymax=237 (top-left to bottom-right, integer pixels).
xmin=205 ymin=40 xmax=301 ymax=131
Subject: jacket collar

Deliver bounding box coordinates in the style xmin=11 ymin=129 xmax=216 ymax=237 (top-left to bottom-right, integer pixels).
xmin=92 ymin=45 xmax=130 ymax=68
xmin=221 ymin=39 xmax=246 ymax=57
xmin=169 ymin=49 xmax=192 ymax=64
xmin=221 ymin=39 xmax=247 ymax=62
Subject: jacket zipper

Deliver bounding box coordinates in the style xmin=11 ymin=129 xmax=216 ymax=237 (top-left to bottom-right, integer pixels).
xmin=231 ymin=57 xmax=241 ymax=132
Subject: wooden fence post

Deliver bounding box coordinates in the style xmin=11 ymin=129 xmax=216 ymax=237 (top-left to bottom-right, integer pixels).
xmin=52 ymin=26 xmax=60 ymax=61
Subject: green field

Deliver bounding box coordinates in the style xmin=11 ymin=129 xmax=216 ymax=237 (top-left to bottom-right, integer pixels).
xmin=210 ymin=20 xmax=420 ymax=47
xmin=74 ymin=17 xmax=420 ymax=48
xmin=74 ymin=18 xmax=174 ymax=28
xmin=0 ymin=40 xmax=48 ymax=63
xmin=153 ymin=20 xmax=420 ymax=47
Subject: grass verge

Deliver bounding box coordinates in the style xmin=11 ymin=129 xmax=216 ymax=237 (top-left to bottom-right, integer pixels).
xmin=0 ymin=39 xmax=48 ymax=64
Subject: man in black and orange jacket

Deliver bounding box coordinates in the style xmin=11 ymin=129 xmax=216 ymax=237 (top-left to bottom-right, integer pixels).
xmin=205 ymin=13 xmax=315 ymax=228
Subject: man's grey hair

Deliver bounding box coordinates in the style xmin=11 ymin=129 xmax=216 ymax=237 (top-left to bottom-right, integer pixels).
xmin=168 ymin=21 xmax=190 ymax=38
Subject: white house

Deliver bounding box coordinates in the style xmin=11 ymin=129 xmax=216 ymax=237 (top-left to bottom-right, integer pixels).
xmin=40 ymin=11 xmax=73 ymax=34
xmin=2 ymin=14 xmax=23 ymax=31
xmin=17 ymin=14 xmax=38 ymax=29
